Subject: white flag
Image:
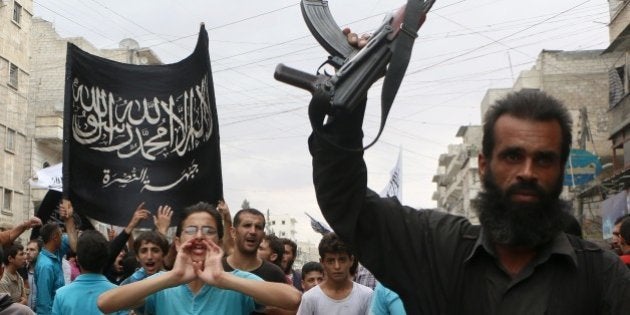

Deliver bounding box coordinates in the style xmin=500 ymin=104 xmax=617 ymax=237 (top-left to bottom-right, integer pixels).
xmin=30 ymin=163 xmax=63 ymax=192
xmin=380 ymin=147 xmax=402 ymax=202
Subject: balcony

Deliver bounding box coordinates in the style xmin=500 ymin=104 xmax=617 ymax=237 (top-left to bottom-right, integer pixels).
xmin=608 ymin=2 xmax=630 ymax=51
xmin=609 ymin=93 xmax=630 ymax=137
xmin=35 ymin=115 xmax=63 ymax=145
xmin=438 ymin=153 xmax=454 ymax=166
xmin=432 ymin=174 xmax=444 ymax=184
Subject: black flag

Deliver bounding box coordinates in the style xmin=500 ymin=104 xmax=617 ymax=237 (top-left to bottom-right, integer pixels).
xmin=63 ymin=25 xmax=222 ymax=227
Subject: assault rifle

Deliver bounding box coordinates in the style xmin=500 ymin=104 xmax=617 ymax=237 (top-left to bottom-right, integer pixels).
xmin=274 ymin=0 xmax=435 ymax=149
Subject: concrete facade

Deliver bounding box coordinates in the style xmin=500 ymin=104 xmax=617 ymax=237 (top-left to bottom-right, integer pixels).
xmin=0 ymin=0 xmax=33 ymax=231
xmin=295 ymin=240 xmax=319 ymax=271
xmin=432 ymin=126 xmax=482 ymax=224
xmin=267 ymin=212 xmax=298 ymax=240
xmin=606 ymin=0 xmax=630 ymax=174
xmin=512 ymin=50 xmax=621 ymax=161
xmin=583 ymin=0 xmax=630 ymax=239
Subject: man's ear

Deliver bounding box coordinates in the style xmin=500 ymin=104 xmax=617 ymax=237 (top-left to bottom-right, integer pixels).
xmin=229 ymin=226 xmax=237 ymax=240
xmin=478 ymin=153 xmax=487 ymax=180
xmin=174 ymin=236 xmax=181 ymax=252
xmin=270 ymin=253 xmax=278 ymax=262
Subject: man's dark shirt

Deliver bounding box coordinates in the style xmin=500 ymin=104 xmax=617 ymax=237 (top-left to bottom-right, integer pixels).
xmin=308 ymin=117 xmax=630 ymax=315
xmin=288 ymin=269 xmax=302 ymax=291
xmin=222 ymin=256 xmax=287 ymax=284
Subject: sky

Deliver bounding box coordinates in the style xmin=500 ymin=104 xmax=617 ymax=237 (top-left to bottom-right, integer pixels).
xmin=33 ymin=0 xmax=613 ymax=243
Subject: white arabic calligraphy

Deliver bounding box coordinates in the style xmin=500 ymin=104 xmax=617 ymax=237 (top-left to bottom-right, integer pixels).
xmin=102 ymin=160 xmax=199 ymax=192
xmin=71 ymin=75 xmax=213 ymax=161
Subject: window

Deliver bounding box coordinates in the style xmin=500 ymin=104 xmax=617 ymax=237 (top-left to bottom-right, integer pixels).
xmin=610 ymin=64 xmax=629 ymax=107
xmin=2 ymin=189 xmax=12 ymax=212
xmin=5 ymin=128 xmax=15 ymax=152
xmin=271 ymin=220 xmax=275 ymax=225
xmin=9 ymin=63 xmax=18 ymax=88
xmin=12 ymin=1 xmax=22 ymax=24
xmin=281 ymin=220 xmax=285 ymax=225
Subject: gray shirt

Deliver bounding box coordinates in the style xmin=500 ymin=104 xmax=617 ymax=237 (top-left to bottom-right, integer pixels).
xmin=297 ymin=282 xmax=373 ymax=315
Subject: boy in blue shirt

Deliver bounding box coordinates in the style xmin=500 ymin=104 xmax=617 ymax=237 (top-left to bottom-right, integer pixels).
xmin=98 ymin=202 xmax=301 ymax=315
xmin=52 ymin=230 xmax=119 ymax=315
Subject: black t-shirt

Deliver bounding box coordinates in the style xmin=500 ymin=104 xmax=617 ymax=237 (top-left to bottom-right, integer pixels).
xmin=221 ymin=256 xmax=287 ymax=283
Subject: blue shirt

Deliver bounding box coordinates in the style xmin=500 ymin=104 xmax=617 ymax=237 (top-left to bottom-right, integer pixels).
xmin=119 ymin=268 xmax=152 ymax=315
xmin=27 ymin=268 xmax=37 ymax=311
xmin=370 ymin=283 xmax=406 ymax=315
xmin=52 ymin=273 xmax=120 ymax=315
xmin=35 ymin=234 xmax=70 ymax=315
xmin=144 ymin=270 xmax=263 ymax=315
xmin=120 ymin=267 xmax=149 ymax=286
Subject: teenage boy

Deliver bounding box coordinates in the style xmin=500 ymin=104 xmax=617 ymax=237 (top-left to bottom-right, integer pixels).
xmin=297 ymin=233 xmax=372 ymax=314
xmin=0 ymin=243 xmax=27 ymax=303
xmin=300 ymin=261 xmax=323 ymax=292
xmin=52 ymin=230 xmax=118 ymax=314
xmin=121 ymin=231 xmax=169 ymax=285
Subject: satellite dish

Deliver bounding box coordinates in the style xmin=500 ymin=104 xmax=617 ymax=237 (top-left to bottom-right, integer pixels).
xmin=119 ymin=38 xmax=140 ymax=50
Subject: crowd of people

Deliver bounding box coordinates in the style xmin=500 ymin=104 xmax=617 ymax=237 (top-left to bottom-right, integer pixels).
xmin=0 ymin=189 xmax=625 ymax=314
xmin=0 ymin=33 xmax=629 ymax=314
xmin=0 ymin=193 xmax=407 ymax=314
xmin=0 ymin=194 xmax=413 ymax=314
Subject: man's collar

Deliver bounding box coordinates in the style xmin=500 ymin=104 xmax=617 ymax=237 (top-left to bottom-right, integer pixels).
xmin=75 ymin=273 xmax=105 ymax=281
xmin=465 ymin=228 xmax=578 ymax=267
xmin=41 ymin=248 xmax=58 ymax=259
xmin=3 ymin=269 xmax=19 ymax=282
xmin=226 ymin=254 xmax=263 ymax=272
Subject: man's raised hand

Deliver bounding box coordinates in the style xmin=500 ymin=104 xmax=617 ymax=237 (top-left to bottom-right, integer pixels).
xmin=343 ymin=27 xmax=370 ymax=48
xmin=125 ymin=202 xmax=151 ymax=234
xmin=194 ymin=239 xmax=225 ymax=286
xmin=23 ymin=216 xmax=42 ymax=229
xmin=58 ymin=199 xmax=74 ymax=220
xmin=153 ymin=205 xmax=173 ymax=235
xmin=169 ymin=239 xmax=199 ymax=285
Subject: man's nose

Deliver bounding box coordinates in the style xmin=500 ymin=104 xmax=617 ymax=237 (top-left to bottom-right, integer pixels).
xmin=517 ymin=158 xmax=537 ymax=182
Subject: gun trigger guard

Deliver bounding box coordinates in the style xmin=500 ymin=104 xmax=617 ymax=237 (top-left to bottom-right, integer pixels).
xmin=316 ymin=60 xmax=329 ymax=75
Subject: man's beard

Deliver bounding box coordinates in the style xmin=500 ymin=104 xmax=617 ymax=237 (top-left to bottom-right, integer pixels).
xmin=474 ymin=168 xmax=565 ymax=248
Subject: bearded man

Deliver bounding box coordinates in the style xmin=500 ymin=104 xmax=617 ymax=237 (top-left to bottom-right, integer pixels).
xmin=309 ymin=89 xmax=630 ymax=314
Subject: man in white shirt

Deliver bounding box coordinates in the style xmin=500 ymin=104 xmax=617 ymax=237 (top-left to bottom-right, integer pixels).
xmin=297 ymin=233 xmax=372 ymax=315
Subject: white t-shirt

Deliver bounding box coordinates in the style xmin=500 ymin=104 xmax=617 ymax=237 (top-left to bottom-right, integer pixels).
xmin=61 ymin=259 xmax=71 ymax=285
xmin=297 ymin=282 xmax=373 ymax=315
